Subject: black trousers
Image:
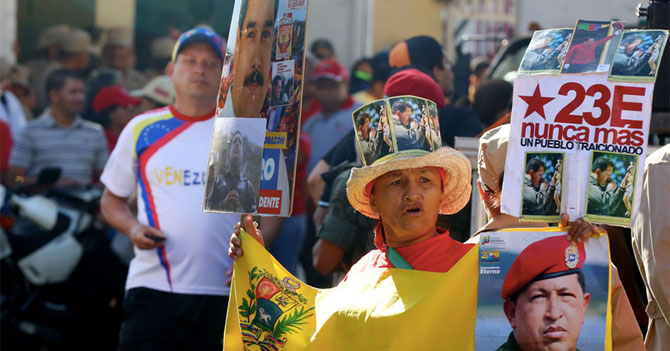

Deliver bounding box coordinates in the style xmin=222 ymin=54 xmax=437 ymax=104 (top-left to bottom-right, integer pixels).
xmin=119 ymin=287 xmax=229 ymax=351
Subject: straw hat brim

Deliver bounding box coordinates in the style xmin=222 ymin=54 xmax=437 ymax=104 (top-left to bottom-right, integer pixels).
xmin=346 ymin=147 xmax=472 ymax=219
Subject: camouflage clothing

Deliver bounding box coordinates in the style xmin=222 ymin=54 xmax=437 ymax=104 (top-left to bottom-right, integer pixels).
xmin=317 ymin=162 xmax=376 ymax=271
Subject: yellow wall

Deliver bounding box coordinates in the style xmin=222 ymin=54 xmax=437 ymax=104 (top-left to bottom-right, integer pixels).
xmin=95 ymin=0 xmax=135 ymax=29
xmin=372 ymin=0 xmax=444 ymax=52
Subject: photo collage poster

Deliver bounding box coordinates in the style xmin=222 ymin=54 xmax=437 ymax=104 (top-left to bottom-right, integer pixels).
xmin=205 ymin=0 xmax=310 ymax=216
xmin=503 ymin=19 xmax=668 ymax=226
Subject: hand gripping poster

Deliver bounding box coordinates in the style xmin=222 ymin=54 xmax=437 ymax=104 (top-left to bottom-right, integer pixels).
xmin=502 ymin=20 xmax=668 ymax=226
xmin=204 ymin=0 xmax=310 ymax=216
xmin=475 ymin=229 xmax=612 ymax=351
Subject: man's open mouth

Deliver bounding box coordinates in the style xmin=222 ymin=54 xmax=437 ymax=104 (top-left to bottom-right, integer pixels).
xmin=402 ymin=204 xmax=423 ymax=217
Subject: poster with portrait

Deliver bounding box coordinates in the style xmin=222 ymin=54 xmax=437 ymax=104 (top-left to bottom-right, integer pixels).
xmin=518 ymin=29 xmax=573 ymax=74
xmin=584 ymin=151 xmax=638 ymax=226
xmin=276 ymin=13 xmax=293 ymax=59
xmin=609 ymin=30 xmax=669 ymax=83
xmin=206 ymin=0 xmax=310 ymax=216
xmin=560 ymin=20 xmax=623 ymax=74
xmin=504 ymin=20 xmax=667 ymax=226
xmin=475 ymin=229 xmax=611 ymax=351
xmin=270 ymin=60 xmax=294 ymax=106
xmin=204 ymin=118 xmax=266 ymax=214
xmin=520 ymin=152 xmax=564 ymax=222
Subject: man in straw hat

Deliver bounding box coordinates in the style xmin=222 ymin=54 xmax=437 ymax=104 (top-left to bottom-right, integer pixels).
xmin=475 ymin=124 xmax=643 ymax=351
xmin=229 ymin=78 xmax=607 ymax=277
xmin=231 ymin=97 xmax=474 ymax=275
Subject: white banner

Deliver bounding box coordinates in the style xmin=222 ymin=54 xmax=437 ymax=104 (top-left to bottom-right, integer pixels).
xmin=502 ymin=73 xmax=653 ymax=226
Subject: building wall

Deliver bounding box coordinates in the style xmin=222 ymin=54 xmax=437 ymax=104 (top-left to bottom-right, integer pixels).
xmin=305 ymin=0 xmax=369 ymax=69
xmin=372 ymin=0 xmax=444 ymax=53
xmin=305 ymin=0 xmax=446 ymax=68
xmin=0 ymin=0 xmax=17 ymax=65
xmin=517 ymin=0 xmax=640 ymax=31
xmin=17 ymin=0 xmax=96 ymax=60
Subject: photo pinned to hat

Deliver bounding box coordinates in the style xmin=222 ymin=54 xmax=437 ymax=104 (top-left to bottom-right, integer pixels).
xmin=352 ymin=95 xmax=442 ymax=167
xmin=347 ymin=95 xmax=471 ymax=219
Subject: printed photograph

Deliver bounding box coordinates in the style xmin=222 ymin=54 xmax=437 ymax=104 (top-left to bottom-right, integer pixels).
xmin=204 ymin=118 xmax=266 ymax=214
xmin=270 ymin=60 xmax=294 ymax=106
xmin=561 ymin=20 xmax=620 ymax=74
xmin=609 ymin=30 xmax=669 ymax=82
xmin=519 ymin=28 xmax=573 ymax=74
xmin=520 ymin=152 xmax=564 ymax=221
xmin=585 ymin=151 xmax=638 ymax=225
xmin=276 ymin=13 xmax=293 ymax=60
xmin=217 ymin=0 xmax=277 ymax=118
xmin=599 ymin=21 xmax=625 ymax=72
xmin=353 ymin=100 xmax=393 ymax=165
xmin=387 ymin=96 xmax=432 ymax=152
xmin=475 ymin=231 xmax=610 ymax=351
xmin=424 ymin=100 xmax=441 ymax=151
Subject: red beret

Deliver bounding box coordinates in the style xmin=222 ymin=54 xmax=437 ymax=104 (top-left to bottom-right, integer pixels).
xmin=383 ymin=69 xmax=446 ymax=108
xmin=501 ymin=235 xmax=586 ymax=300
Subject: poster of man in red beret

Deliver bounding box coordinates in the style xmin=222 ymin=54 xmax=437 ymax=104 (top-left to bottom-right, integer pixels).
xmin=475 ymin=230 xmax=610 ymax=351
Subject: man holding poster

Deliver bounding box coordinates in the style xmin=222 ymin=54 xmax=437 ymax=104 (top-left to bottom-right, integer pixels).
xmin=100 ymin=27 xmax=237 ymax=350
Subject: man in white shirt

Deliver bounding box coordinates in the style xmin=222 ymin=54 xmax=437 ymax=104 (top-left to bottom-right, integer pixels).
xmin=100 ymin=27 xmax=235 ymax=351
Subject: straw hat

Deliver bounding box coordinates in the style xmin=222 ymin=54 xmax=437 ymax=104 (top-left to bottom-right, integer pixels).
xmin=131 ymin=75 xmax=175 ymax=106
xmin=347 ymin=147 xmax=472 ymax=219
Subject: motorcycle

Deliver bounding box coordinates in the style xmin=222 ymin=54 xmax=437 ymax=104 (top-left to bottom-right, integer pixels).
xmin=0 ymin=172 xmax=126 ymax=350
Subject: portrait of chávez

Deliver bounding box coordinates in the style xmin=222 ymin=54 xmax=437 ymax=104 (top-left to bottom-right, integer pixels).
xmin=216 ymin=131 xmax=257 ymax=213
xmin=390 ymin=99 xmax=428 ymax=151
xmin=586 ymin=153 xmax=636 ymax=218
xmin=230 ymin=0 xmax=278 ymax=117
xmin=500 ymin=236 xmax=590 ymax=351
xmin=522 ymin=154 xmax=562 ymax=218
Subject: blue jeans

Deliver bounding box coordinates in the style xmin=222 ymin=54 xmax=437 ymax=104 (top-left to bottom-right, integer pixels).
xmin=269 ymin=214 xmax=307 ymax=275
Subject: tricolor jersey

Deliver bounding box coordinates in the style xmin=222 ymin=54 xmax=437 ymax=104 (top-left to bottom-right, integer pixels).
xmin=101 ymin=105 xmax=236 ymax=296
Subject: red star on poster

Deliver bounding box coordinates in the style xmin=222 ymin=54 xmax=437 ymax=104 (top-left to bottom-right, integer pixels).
xmin=519 ymin=84 xmax=554 ymax=119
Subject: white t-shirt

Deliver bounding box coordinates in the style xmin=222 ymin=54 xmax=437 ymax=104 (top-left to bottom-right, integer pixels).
xmin=0 ymin=91 xmax=27 ymax=140
xmin=101 ymin=105 xmax=236 ymax=296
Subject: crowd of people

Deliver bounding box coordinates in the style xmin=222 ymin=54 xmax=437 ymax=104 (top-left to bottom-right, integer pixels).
xmin=0 ymin=20 xmax=666 ymax=351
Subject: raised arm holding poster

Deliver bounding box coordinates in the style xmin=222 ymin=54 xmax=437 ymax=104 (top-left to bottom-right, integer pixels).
xmin=204 ymin=0 xmax=310 ymax=216
xmin=502 ymin=20 xmax=668 ymax=226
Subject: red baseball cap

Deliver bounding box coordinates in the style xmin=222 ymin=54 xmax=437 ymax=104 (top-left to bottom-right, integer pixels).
xmin=501 ymin=235 xmax=586 ymax=300
xmin=93 ymin=86 xmax=142 ymax=113
xmin=384 ymin=68 xmax=446 ymax=108
xmin=313 ymin=58 xmax=348 ymax=82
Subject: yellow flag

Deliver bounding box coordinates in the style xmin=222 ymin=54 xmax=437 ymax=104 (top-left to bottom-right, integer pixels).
xmin=224 ymin=230 xmax=479 ymax=350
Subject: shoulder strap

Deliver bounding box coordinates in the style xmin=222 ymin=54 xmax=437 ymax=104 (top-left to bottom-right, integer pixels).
xmin=387 ymin=247 xmax=414 ymax=270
